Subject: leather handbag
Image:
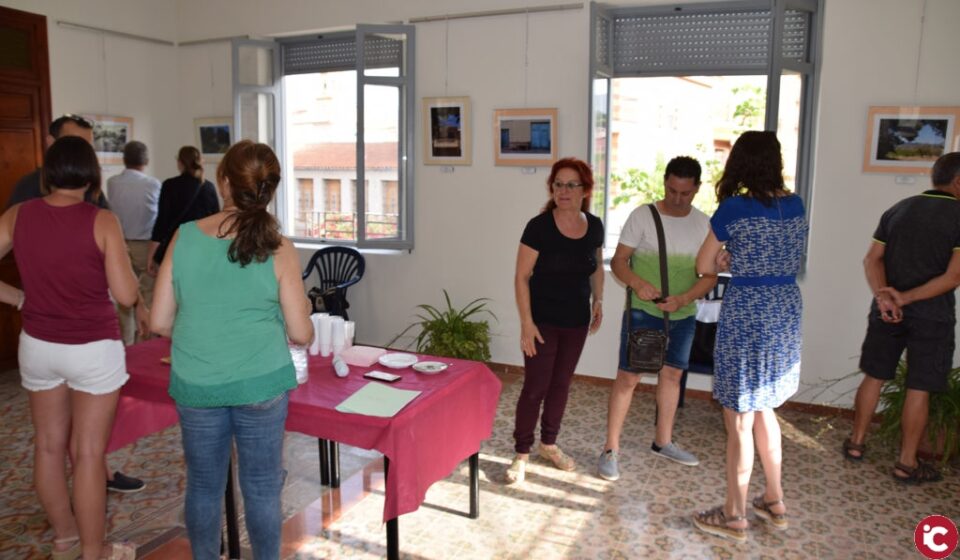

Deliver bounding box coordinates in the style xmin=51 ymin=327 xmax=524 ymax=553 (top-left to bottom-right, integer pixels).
xmin=625 ymin=204 xmax=670 ymax=373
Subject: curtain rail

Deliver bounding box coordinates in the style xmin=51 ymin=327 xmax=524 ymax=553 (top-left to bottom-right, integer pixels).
xmin=408 ymin=2 xmax=583 ymax=24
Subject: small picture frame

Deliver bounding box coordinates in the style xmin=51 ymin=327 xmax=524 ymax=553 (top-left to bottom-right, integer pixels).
xmin=423 ymin=97 xmax=471 ymax=165
xmin=82 ymin=114 xmax=133 ymax=165
xmin=194 ymin=117 xmax=233 ymax=159
xmin=863 ymin=106 xmax=960 ymax=174
xmin=493 ymin=108 xmax=558 ymax=166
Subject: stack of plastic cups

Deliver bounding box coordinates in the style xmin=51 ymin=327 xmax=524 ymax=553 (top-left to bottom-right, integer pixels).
xmin=318 ymin=314 xmax=333 ymax=357
xmin=344 ymin=321 xmax=355 ymax=349
xmin=331 ymin=316 xmax=346 ymax=356
xmin=289 ymin=342 xmax=309 ymax=384
xmin=309 ymin=313 xmax=328 ymax=356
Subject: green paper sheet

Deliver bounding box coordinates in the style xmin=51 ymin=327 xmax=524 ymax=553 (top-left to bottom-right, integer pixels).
xmin=335 ymin=381 xmax=422 ymax=417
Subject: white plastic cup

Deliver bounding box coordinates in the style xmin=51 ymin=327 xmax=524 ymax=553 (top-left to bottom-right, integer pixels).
xmin=344 ymin=321 xmax=355 ymax=349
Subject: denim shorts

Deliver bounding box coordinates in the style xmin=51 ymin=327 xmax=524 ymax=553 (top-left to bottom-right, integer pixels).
xmin=618 ymin=309 xmax=697 ymax=372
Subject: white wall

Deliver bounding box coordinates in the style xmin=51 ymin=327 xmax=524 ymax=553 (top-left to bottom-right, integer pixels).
xmin=10 ymin=0 xmax=960 ymax=406
xmin=0 ymin=0 xmax=182 ymax=181
xmin=795 ymin=0 xmax=960 ymax=403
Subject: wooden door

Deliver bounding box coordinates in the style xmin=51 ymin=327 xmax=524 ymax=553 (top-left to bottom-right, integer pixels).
xmin=0 ymin=6 xmax=51 ymax=369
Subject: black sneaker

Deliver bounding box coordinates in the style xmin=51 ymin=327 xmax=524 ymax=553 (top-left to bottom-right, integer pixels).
xmin=106 ymin=471 xmax=146 ymax=493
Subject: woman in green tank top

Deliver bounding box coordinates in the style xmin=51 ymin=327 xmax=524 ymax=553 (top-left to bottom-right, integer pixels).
xmin=150 ymin=140 xmax=313 ymax=560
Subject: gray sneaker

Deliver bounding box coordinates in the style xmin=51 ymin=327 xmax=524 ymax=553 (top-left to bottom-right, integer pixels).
xmin=651 ymin=442 xmax=700 ymax=466
xmin=597 ymin=449 xmax=620 ymax=481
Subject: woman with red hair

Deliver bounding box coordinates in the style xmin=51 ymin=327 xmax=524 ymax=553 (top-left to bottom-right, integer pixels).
xmin=507 ymin=157 xmax=604 ymax=484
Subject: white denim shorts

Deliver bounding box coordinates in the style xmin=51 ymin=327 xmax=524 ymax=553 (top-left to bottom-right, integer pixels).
xmin=19 ymin=331 xmax=129 ymax=394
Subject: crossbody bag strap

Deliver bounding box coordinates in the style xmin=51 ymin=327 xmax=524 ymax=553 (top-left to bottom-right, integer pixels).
xmin=165 ymin=178 xmax=205 ymax=242
xmin=624 ymin=203 xmax=671 ymax=335
xmin=648 ymin=203 xmax=670 ymax=335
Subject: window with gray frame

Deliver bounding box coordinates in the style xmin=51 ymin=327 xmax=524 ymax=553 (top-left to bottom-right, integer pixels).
xmin=233 ymin=25 xmax=416 ymax=249
xmin=589 ymin=0 xmax=821 ymax=235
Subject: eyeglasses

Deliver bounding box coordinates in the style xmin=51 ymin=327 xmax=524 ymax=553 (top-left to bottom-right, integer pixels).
xmin=552 ymin=181 xmax=584 ymax=191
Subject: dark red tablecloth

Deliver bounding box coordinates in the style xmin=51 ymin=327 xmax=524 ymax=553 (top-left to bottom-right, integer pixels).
xmin=108 ymin=338 xmax=502 ymax=521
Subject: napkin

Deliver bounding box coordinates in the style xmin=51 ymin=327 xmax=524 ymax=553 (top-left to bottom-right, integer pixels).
xmin=340 ymin=345 xmax=386 ymax=367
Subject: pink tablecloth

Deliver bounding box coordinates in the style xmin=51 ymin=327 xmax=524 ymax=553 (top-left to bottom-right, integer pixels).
xmin=108 ymin=338 xmax=502 ymax=521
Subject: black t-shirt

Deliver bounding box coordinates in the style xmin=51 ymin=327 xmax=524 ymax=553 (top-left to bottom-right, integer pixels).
xmin=872 ymin=189 xmax=960 ymax=322
xmin=520 ymin=211 xmax=604 ymax=328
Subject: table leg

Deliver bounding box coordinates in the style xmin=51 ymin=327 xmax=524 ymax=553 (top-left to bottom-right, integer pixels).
xmin=384 ymin=456 xmax=399 ymax=560
xmin=224 ymin=455 xmax=241 ymax=559
xmin=329 ymin=441 xmax=341 ymax=488
xmin=468 ymin=452 xmax=479 ymax=519
xmin=318 ymin=438 xmax=330 ymax=486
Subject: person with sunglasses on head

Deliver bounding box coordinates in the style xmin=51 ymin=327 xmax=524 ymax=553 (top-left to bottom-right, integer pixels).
xmin=597 ymin=156 xmax=717 ymax=482
xmin=6 ymin=114 xmax=109 ymax=209
xmin=507 ymin=157 xmax=605 ymax=484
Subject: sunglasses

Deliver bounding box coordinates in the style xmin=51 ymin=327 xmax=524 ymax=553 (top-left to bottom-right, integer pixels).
xmin=57 ymin=113 xmax=94 ymax=128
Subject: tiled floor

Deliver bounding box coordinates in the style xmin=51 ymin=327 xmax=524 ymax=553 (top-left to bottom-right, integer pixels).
xmin=1 ymin=367 xmax=957 ymax=559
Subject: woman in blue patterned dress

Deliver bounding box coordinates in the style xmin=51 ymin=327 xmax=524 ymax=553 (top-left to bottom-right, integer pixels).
xmin=691 ymin=131 xmax=808 ymax=542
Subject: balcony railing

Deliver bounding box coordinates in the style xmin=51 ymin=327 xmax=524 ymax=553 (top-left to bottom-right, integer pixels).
xmin=294 ymin=211 xmax=399 ymax=240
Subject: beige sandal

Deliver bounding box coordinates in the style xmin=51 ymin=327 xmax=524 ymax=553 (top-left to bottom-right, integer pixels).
xmin=505 ymin=456 xmax=527 ymax=484
xmin=692 ymin=505 xmax=748 ymax=542
xmin=51 ymin=536 xmax=81 ymax=560
xmin=538 ymin=444 xmax=576 ymax=471
xmin=752 ymin=496 xmax=788 ymax=529
xmin=101 ymin=541 xmax=137 ymax=560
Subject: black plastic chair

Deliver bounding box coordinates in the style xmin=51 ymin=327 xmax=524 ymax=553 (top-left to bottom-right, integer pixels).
xmin=678 ymin=274 xmax=730 ymax=407
xmin=302 ymin=247 xmax=365 ymax=320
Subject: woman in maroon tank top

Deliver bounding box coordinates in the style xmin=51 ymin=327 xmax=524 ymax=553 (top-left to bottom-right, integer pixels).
xmin=0 ymin=137 xmax=141 ymax=559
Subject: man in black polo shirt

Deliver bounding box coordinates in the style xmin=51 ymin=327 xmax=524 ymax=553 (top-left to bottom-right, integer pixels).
xmin=845 ymin=152 xmax=960 ymax=484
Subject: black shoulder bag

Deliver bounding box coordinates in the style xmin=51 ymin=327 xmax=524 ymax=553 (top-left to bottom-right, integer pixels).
xmin=625 ymin=203 xmax=670 ymax=373
xmin=153 ymin=179 xmax=204 ymax=265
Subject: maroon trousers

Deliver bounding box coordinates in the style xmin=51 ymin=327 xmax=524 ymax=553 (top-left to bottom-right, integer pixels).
xmin=513 ymin=324 xmax=588 ymax=454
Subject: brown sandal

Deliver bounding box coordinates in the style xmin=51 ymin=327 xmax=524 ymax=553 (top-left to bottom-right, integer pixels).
xmin=752 ymin=496 xmax=788 ymax=530
xmin=893 ymin=461 xmax=942 ymax=484
xmin=842 ymin=438 xmax=865 ymax=461
xmin=692 ymin=505 xmax=747 ymax=542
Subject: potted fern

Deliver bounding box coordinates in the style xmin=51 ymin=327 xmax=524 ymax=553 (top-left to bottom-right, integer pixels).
xmin=390 ymin=290 xmax=496 ymax=361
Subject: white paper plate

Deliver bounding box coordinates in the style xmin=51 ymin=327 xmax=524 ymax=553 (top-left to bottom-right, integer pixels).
xmin=412 ymin=361 xmax=448 ymax=374
xmin=377 ymin=352 xmax=419 ymax=369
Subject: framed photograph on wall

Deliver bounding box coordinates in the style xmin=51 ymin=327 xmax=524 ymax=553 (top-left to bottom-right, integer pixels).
xmin=423 ymin=97 xmax=471 ymax=165
xmin=493 ymin=108 xmax=558 ymax=166
xmin=863 ymin=106 xmax=960 ymax=174
xmin=82 ymin=114 xmax=133 ymax=165
xmin=194 ymin=117 xmax=233 ymax=159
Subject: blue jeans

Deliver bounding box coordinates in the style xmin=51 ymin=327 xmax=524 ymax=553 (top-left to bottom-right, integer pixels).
xmin=177 ymin=392 xmax=289 ymax=560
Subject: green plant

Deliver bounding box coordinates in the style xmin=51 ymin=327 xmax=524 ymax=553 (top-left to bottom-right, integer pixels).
xmin=389 ymin=290 xmax=497 ymax=361
xmin=874 ymin=360 xmax=960 ymax=465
